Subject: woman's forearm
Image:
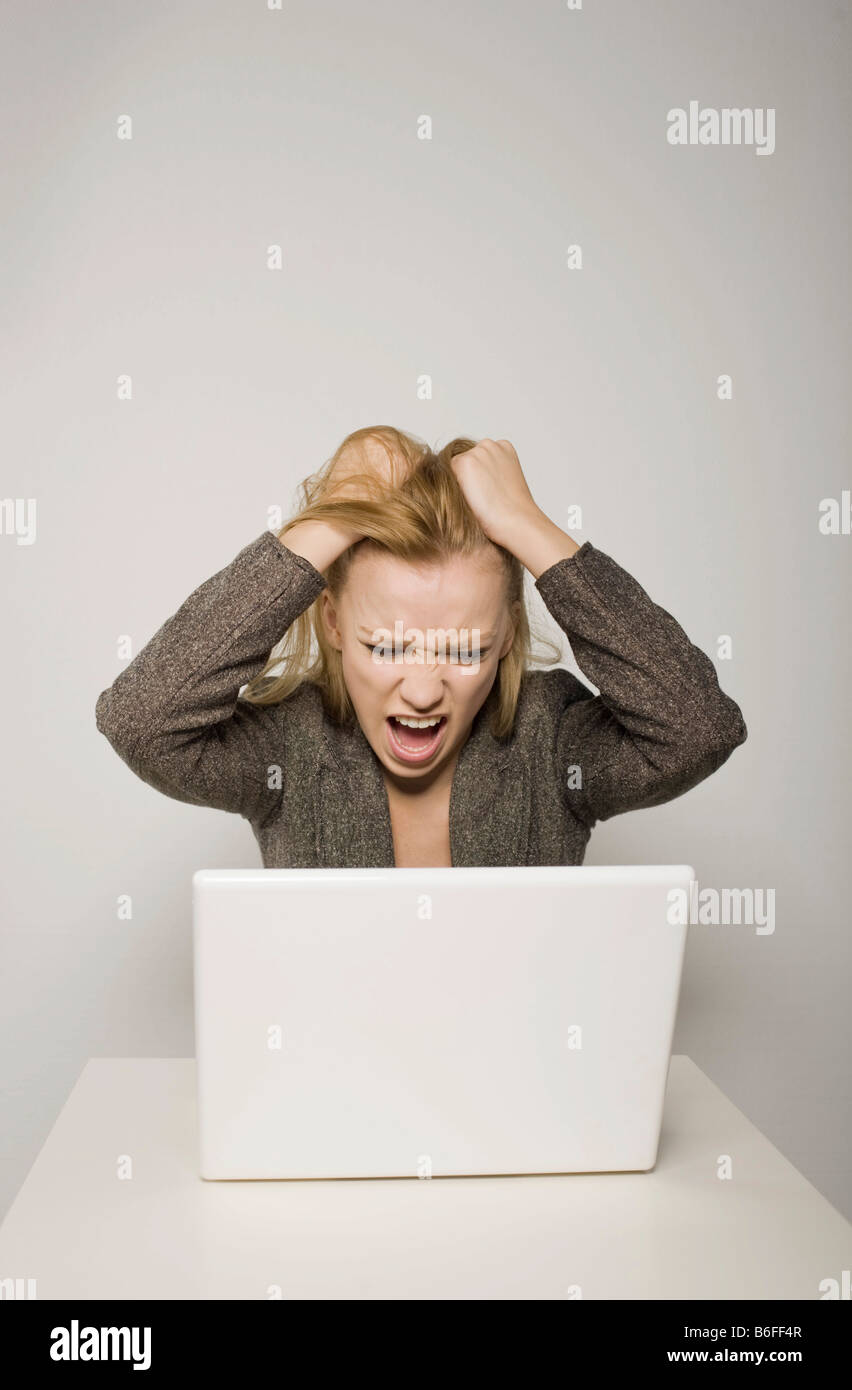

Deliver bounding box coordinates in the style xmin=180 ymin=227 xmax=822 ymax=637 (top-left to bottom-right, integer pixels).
xmin=536 ymin=539 xmax=748 ymax=820
xmin=95 ymin=530 xmax=328 ymax=819
xmin=506 ymin=507 xmax=581 ymax=579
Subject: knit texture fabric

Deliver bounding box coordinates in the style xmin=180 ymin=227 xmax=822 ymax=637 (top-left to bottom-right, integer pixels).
xmin=95 ymin=530 xmax=747 ymax=867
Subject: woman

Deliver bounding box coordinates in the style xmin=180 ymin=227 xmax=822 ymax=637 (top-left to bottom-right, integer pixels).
xmin=95 ymin=427 xmax=747 ymax=867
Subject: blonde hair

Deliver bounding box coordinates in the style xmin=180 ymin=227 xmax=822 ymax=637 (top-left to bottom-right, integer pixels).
xmin=241 ymin=426 xmax=562 ymax=739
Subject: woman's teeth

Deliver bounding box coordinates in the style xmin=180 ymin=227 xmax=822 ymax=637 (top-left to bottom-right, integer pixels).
xmin=387 ymin=715 xmax=446 ymax=757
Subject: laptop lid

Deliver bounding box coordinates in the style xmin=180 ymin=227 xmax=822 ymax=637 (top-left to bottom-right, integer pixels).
xmin=192 ymin=865 xmax=693 ymax=1179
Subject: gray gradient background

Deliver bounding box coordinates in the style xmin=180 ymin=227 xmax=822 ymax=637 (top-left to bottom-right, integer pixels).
xmin=1 ymin=0 xmax=850 ymax=1231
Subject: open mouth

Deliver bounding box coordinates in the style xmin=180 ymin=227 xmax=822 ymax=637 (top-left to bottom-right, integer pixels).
xmin=386 ymin=715 xmax=448 ymax=764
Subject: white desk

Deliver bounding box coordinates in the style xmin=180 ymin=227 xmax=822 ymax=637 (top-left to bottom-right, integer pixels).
xmin=0 ymin=1057 xmax=848 ymax=1299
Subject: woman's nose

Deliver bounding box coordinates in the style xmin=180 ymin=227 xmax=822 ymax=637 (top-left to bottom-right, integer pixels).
xmin=397 ymin=660 xmax=446 ymax=704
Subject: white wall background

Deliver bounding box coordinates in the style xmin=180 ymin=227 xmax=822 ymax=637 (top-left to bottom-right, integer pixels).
xmin=1 ymin=0 xmax=850 ymax=1225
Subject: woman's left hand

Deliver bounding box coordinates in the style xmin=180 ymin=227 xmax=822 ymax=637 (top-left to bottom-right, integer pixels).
xmin=450 ymin=438 xmax=541 ymax=548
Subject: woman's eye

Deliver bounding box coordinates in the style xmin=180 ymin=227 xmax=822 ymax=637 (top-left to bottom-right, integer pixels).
xmin=360 ymin=640 xmax=491 ymax=661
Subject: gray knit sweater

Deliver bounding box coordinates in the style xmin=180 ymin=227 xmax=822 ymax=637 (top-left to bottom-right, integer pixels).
xmin=95 ymin=529 xmax=747 ymax=867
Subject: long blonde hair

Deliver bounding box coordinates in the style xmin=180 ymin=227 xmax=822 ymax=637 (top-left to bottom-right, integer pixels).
xmin=241 ymin=426 xmax=563 ymax=739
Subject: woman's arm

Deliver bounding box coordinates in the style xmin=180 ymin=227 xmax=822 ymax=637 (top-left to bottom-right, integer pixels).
xmin=533 ymin=539 xmax=747 ymax=826
xmin=451 ymin=439 xmax=747 ymax=826
xmin=94 ymin=527 xmax=338 ymax=822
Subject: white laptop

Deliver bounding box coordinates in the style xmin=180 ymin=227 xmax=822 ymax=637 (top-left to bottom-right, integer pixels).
xmin=192 ymin=865 xmax=693 ymax=1180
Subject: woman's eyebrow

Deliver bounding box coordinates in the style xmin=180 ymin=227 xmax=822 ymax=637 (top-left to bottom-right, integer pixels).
xmin=356 ymin=624 xmax=497 ymax=639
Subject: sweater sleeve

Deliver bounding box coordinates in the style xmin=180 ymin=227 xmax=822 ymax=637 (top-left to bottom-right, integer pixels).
xmin=534 ymin=540 xmax=747 ymax=829
xmin=95 ymin=529 xmax=328 ymax=822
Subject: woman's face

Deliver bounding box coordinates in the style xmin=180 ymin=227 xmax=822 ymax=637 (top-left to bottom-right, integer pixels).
xmin=319 ymin=545 xmax=517 ymax=789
